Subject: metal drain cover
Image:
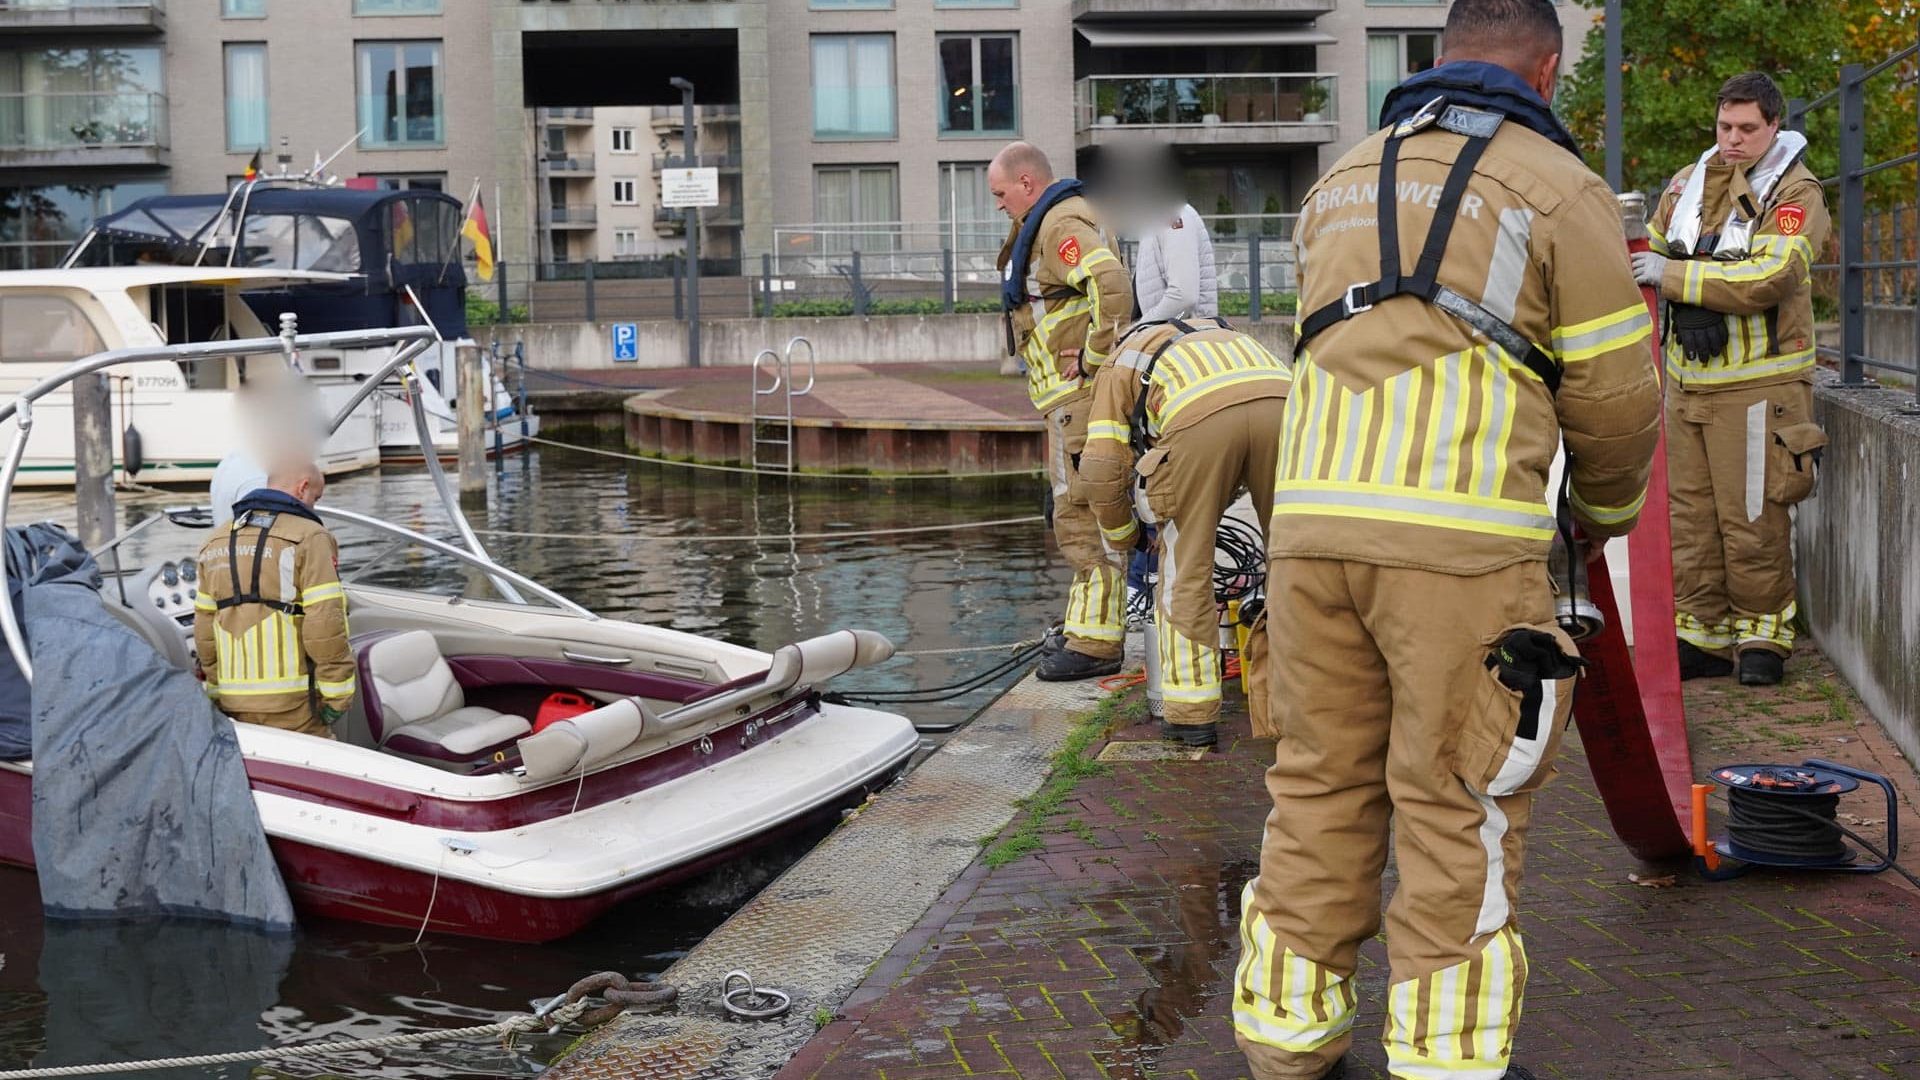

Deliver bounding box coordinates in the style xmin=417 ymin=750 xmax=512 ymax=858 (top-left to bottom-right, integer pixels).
xmin=1096 ymin=740 xmax=1209 ymax=762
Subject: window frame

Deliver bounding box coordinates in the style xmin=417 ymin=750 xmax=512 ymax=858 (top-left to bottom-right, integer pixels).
xmin=611 ymin=178 xmax=637 ymax=206
xmin=809 ymin=0 xmax=891 ymax=7
xmin=222 ymin=42 xmax=269 ymax=153
xmin=353 ymin=0 xmax=444 ymax=14
xmin=810 ymin=33 xmax=897 ymax=142
xmin=610 ymin=127 xmax=635 ymax=154
xmin=934 ymin=31 xmax=1020 ymax=139
xmin=1366 ymin=29 xmax=1442 ymax=131
xmin=355 ymin=39 xmax=446 ymax=150
xmin=220 ymin=0 xmax=265 ymax=19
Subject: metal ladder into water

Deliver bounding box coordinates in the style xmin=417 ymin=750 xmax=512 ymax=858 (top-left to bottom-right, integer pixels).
xmin=750 ymin=336 xmax=816 ymax=473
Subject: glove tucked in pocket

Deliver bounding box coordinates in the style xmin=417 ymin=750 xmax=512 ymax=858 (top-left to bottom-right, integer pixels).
xmin=1765 ymin=421 xmax=1828 ymax=506
xmin=1451 ymin=624 xmax=1584 ymax=798
xmin=1135 ymin=446 xmax=1175 ymax=523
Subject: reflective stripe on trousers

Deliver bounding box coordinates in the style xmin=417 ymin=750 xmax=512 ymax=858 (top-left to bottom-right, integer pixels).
xmin=1155 ymin=518 xmax=1219 ymax=715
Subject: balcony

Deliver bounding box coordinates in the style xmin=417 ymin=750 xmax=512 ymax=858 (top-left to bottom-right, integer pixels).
xmin=0 ymin=0 xmax=165 ymax=33
xmin=542 ymin=152 xmax=596 ymax=175
xmin=651 ymin=151 xmax=741 ymax=173
xmin=548 ymin=107 xmax=594 ymax=125
xmin=650 ymin=107 xmax=683 ymax=133
xmin=1074 ymin=74 xmax=1337 ymax=150
xmin=653 ymin=206 xmax=684 ymax=236
xmin=1073 ymin=0 xmax=1333 ymax=17
xmin=0 ymin=91 xmax=168 ymax=168
xmin=546 ymin=204 xmax=597 ymax=229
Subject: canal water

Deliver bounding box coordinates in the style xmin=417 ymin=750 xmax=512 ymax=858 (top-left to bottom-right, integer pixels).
xmin=0 ymin=446 xmax=1063 ymax=1078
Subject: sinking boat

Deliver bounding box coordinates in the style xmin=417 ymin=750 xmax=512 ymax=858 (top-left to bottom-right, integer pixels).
xmin=0 ymin=324 xmax=918 ymax=942
xmin=65 ymin=182 xmax=540 ymax=466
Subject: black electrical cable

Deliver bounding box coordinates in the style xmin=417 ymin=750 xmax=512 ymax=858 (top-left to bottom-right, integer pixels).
xmin=1718 ymin=788 xmax=1920 ymax=891
xmin=1212 ymin=516 xmax=1267 ymax=603
xmin=824 ymin=642 xmax=1045 ymax=707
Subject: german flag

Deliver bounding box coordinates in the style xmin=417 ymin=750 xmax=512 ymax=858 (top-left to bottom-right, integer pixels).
xmin=462 ymin=193 xmax=495 ymax=282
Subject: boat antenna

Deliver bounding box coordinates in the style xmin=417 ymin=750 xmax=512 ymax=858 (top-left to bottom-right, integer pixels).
xmin=306 ymin=127 xmax=368 ymax=183
xmin=274 ymin=135 xmax=293 ymax=179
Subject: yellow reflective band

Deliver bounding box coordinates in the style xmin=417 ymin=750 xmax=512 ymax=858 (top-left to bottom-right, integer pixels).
xmin=1569 ymin=483 xmax=1647 ymax=526
xmin=1551 ymin=304 xmax=1653 ymax=364
xmin=1273 ymin=480 xmax=1556 ymax=541
xmin=1233 ymin=881 xmax=1358 ymax=1054
xmin=300 ymin=582 xmax=345 ymax=605
xmin=1384 ymin=927 xmax=1524 ymax=1080
xmin=1154 ymin=367 xmax=1293 ymax=433
xmin=1647 ymin=219 xmax=1668 ymax=253
xmin=217 ymin=678 xmax=313 ymax=695
xmin=1666 ymin=344 xmax=1815 ymax=386
xmin=193 ymin=591 xmax=217 ymax=612
xmin=1100 ymin=519 xmax=1138 ymax=545
xmin=314 ymin=677 xmax=357 ymax=698
xmin=202 ymin=682 xmax=220 ymax=699
xmin=1086 ymin=420 xmax=1130 ymax=445
xmin=1675 ymin=612 xmax=1735 ymax=650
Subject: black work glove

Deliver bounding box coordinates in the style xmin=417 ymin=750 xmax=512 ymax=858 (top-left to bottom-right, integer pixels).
xmin=1670 ymin=303 xmax=1729 ymax=363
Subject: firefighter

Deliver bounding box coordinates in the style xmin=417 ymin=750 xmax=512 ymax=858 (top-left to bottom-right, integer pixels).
xmin=193 ymin=459 xmax=355 ymax=739
xmin=1235 ymin=2 xmax=1662 ymax=1078
xmin=1632 ymin=72 xmax=1830 ymax=687
xmin=991 ymin=140 xmax=1136 ymax=681
xmin=1078 ymin=318 xmax=1290 ymax=747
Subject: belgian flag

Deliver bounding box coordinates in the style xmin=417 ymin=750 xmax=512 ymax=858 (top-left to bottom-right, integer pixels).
xmin=242 ymin=149 xmax=262 ymax=181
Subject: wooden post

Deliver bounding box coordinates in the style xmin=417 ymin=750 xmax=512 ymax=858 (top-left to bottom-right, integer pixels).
xmin=72 ymin=372 xmax=116 ymax=550
xmin=456 ymin=345 xmax=487 ymax=496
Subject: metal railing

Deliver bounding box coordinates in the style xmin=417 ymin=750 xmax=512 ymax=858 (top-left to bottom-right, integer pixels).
xmin=0 ymin=0 xmax=163 ymax=11
xmin=1788 ymin=44 xmax=1920 ymax=405
xmin=652 ymin=151 xmax=742 ymax=170
xmin=546 ymin=204 xmax=597 ymax=225
xmin=0 ymin=91 xmax=167 ymax=150
xmin=1074 ymin=73 xmax=1337 ymax=131
xmin=548 ymin=106 xmax=594 ymax=122
xmin=543 ymin=152 xmax=595 ymax=173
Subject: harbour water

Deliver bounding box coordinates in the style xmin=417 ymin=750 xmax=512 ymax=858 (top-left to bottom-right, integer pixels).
xmin=0 ymin=445 xmax=1063 ymax=1078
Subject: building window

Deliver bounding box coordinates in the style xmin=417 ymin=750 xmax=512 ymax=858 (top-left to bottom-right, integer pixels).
xmin=611 ymin=127 xmax=634 ymax=154
xmin=0 ymin=180 xmax=165 ymax=269
xmin=812 ymin=35 xmax=895 ymax=140
xmin=366 ymin=173 xmax=445 ymax=191
xmin=811 ymin=0 xmax=891 ymax=7
xmin=0 ymin=46 xmax=165 ymax=150
xmin=223 ymin=44 xmax=268 ymax=152
xmin=1366 ymin=31 xmax=1440 ymax=130
xmin=221 ymin=0 xmax=265 ymax=18
xmin=938 ymin=162 xmax=998 ymax=250
xmin=354 ymin=0 xmax=442 ymax=13
xmin=356 ymin=40 xmax=444 ymax=148
xmin=612 ymin=178 xmax=637 ymax=205
xmin=937 ymin=33 xmax=1018 ymax=137
xmin=935 ymin=0 xmax=1018 ymax=7
xmin=814 ymin=165 xmax=898 ymax=254
xmin=613 ymin=229 xmax=640 ymax=257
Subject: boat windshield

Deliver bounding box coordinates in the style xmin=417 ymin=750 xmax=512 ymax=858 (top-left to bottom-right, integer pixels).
xmin=235 ymin=214 xmax=361 ymax=273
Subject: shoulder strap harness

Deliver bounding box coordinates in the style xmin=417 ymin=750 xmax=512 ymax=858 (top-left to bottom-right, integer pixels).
xmin=1126 ymin=317 xmax=1207 ymax=456
xmin=216 ymin=510 xmax=302 ymax=615
xmin=1293 ymin=100 xmax=1562 ymax=396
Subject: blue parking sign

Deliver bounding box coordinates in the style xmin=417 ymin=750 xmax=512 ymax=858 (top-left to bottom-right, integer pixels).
xmin=612 ymin=323 xmax=638 ymax=362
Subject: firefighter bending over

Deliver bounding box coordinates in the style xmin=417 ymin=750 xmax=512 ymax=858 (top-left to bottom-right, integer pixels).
xmin=193 ymin=458 xmax=355 ymax=738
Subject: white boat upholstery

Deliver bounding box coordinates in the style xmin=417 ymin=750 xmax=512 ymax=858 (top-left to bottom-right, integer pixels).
xmin=517 ymin=698 xmax=647 ymax=782
xmin=366 ymin=631 xmax=530 ymax=759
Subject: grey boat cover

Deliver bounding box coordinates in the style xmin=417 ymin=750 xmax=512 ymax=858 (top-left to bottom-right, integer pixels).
xmin=22 ymin=523 xmax=295 ymax=931
xmin=0 ymin=522 xmax=100 ymax=759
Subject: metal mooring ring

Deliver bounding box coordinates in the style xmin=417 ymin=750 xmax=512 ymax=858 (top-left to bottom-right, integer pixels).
xmin=720 ymin=969 xmax=792 ymax=1020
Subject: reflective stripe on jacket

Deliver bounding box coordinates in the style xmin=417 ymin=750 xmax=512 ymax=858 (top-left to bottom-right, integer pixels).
xmin=999 ymin=194 xmax=1135 ymax=413
xmin=193 ymin=511 xmax=354 ymax=714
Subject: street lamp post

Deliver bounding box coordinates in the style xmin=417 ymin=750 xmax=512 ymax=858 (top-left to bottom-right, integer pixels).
xmin=1604 ymin=0 xmax=1622 ymax=191
xmin=671 ymin=76 xmax=700 ymax=368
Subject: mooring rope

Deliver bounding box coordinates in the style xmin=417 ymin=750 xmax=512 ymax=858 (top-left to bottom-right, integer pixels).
xmin=523 ymin=434 xmax=1043 ymax=481
xmin=469 ymin=515 xmax=1045 ymax=544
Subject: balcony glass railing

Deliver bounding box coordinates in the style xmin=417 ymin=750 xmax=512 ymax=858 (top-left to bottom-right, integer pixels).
xmin=652 ymin=151 xmax=742 ymax=170
xmin=0 ymin=91 xmax=167 ymax=150
xmin=812 ymin=87 xmax=895 ymax=139
xmin=1074 ymin=74 xmax=1337 ymax=131
xmin=548 ymin=205 xmax=597 ymax=225
xmin=544 ymin=152 xmax=595 ymax=172
xmin=937 ymin=82 xmax=1019 ymax=137
xmin=357 ymin=94 xmax=444 ymax=148
xmin=0 ymin=0 xmax=164 ymax=10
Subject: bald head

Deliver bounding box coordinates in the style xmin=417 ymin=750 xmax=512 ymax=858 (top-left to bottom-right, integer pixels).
xmin=1440 ymin=0 xmax=1563 ymax=102
xmin=988 ymin=141 xmax=1057 ymax=221
xmin=267 ymin=459 xmax=325 ymax=509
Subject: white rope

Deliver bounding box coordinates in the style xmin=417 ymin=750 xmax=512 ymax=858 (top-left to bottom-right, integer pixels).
xmin=523 ymin=435 xmax=1043 ymax=481
xmin=0 ymin=999 xmax=597 ymax=1079
xmin=470 ymin=515 xmax=1045 ymax=544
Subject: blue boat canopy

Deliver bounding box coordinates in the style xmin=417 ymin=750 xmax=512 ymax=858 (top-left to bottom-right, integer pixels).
xmin=76 ymin=186 xmax=469 ymax=338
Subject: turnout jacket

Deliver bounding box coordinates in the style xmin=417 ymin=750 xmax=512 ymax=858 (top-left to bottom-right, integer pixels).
xmin=998 ymin=194 xmax=1135 ymax=413
xmin=1082 ymin=319 xmax=1292 ymax=546
xmin=1278 ymin=97 xmax=1662 ymax=575
xmin=1649 ymin=152 xmax=1828 ymax=391
xmin=193 ymin=502 xmax=354 ymax=715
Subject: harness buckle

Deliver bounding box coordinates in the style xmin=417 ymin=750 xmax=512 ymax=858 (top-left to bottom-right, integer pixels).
xmin=1343 ymin=284 xmax=1374 ymax=317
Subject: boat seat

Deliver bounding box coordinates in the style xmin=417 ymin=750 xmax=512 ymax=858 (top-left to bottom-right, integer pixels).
xmin=364 ymin=630 xmax=530 ymax=763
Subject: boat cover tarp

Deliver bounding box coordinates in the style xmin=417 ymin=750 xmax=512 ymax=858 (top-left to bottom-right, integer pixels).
xmin=21 ymin=524 xmax=295 ymax=930
xmin=0 ymin=522 xmax=101 ymax=760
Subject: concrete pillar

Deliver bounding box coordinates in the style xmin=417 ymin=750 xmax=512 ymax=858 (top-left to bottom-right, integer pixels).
xmin=456 ymin=345 xmax=488 ymax=496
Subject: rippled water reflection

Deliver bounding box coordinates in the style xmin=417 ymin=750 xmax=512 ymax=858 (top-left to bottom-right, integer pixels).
xmin=0 ymin=447 xmax=1061 ymax=1077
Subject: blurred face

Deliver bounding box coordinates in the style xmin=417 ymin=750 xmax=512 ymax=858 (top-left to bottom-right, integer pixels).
xmin=292 ymin=473 xmax=324 ymax=508
xmin=1717 ymin=100 xmax=1778 ymax=164
xmin=988 ymin=160 xmax=1041 ymax=221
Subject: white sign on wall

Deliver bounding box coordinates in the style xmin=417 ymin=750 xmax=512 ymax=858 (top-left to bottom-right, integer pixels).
xmin=660 ymin=168 xmax=720 ymax=209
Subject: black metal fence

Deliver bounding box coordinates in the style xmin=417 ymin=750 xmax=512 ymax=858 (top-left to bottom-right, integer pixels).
xmin=1788 ymin=44 xmax=1920 ymax=406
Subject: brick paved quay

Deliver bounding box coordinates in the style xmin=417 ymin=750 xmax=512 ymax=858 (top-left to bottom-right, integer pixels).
xmin=781 ymin=648 xmax=1920 ymax=1080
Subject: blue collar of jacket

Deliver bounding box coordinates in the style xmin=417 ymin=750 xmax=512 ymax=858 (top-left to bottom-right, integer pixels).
xmin=231 ymin=488 xmax=323 ymax=527
xmin=1378 ymin=62 xmax=1582 ymax=159
xmin=1000 ymin=179 xmax=1085 ymax=311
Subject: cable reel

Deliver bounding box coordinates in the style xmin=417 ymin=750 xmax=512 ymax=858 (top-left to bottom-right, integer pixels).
xmin=1691 ymin=759 xmax=1903 ymax=882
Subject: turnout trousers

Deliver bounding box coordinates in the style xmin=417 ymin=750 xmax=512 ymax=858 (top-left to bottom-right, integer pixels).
xmin=1047 ymin=398 xmax=1125 ymax=659
xmin=1236 ymin=559 xmax=1577 ymax=1080
xmin=1141 ymin=398 xmax=1284 ymax=727
xmin=226 ymin=702 xmax=334 ymax=740
xmin=1667 ymin=380 xmax=1818 ymax=660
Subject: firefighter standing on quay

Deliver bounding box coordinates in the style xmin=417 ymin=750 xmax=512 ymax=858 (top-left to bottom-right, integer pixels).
xmin=1634 ymin=71 xmax=1830 ymax=687
xmin=193 ymin=458 xmax=356 ymax=739
xmin=992 ymin=140 xmax=1136 ymax=682
xmin=1234 ymin=0 xmax=1662 ymax=1076
xmin=1077 ymin=316 xmax=1291 ymax=748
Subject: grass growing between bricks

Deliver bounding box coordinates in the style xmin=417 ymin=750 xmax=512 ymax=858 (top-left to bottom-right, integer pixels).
xmin=980 ymin=688 xmax=1137 ymax=869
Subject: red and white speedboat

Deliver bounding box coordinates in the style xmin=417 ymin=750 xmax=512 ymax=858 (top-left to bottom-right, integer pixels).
xmin=0 ymin=325 xmax=920 ymax=942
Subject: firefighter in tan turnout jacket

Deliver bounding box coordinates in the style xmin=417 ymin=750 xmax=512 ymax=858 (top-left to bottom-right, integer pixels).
xmin=1078 ymin=318 xmax=1291 ymax=747
xmin=1235 ymin=3 xmax=1661 ymax=1078
xmin=193 ymin=460 xmax=355 ymax=739
xmin=992 ymin=141 xmax=1136 ymax=681
xmin=1633 ymin=72 xmax=1830 ymax=687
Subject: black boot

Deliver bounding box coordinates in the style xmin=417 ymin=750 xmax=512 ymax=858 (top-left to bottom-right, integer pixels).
xmin=1036 ymin=648 xmax=1123 ymax=682
xmin=1040 ymin=623 xmax=1068 ymax=655
xmin=1678 ymin=640 xmax=1733 ymax=680
xmin=1501 ymin=1066 xmax=1540 ymax=1080
xmin=1738 ymin=649 xmax=1785 ymax=686
xmin=1158 ymin=720 xmax=1218 ymax=748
